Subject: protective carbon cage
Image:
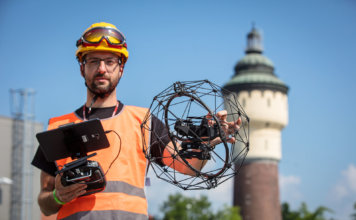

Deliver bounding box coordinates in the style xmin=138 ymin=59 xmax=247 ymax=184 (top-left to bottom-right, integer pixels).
xmin=141 ymin=80 xmax=249 ymax=190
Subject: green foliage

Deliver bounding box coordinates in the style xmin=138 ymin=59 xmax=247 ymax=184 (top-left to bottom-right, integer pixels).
xmin=351 ymin=202 xmax=356 ymax=220
xmin=214 ymin=205 xmax=242 ymax=220
xmin=159 ymin=193 xmax=241 ymax=220
xmin=159 ymin=194 xmax=342 ymax=220
xmin=282 ymin=202 xmax=332 ymax=220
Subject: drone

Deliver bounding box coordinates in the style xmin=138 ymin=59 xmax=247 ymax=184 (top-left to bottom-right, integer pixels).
xmin=141 ymin=80 xmax=249 ymax=190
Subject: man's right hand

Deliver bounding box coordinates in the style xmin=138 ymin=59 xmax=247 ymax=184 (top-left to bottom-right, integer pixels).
xmin=54 ymin=173 xmax=88 ymax=204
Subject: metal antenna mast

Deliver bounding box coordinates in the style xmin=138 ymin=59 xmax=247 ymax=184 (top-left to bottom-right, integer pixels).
xmin=9 ymin=89 xmax=36 ymax=220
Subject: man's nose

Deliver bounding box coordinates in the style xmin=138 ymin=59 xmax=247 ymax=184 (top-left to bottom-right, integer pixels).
xmin=98 ymin=61 xmax=107 ymax=74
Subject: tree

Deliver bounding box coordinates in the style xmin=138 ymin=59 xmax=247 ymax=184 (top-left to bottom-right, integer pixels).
xmin=351 ymin=202 xmax=356 ymax=220
xmin=214 ymin=205 xmax=242 ymax=220
xmin=159 ymin=193 xmax=241 ymax=220
xmin=282 ymin=203 xmax=301 ymax=220
xmin=281 ymin=202 xmax=332 ymax=220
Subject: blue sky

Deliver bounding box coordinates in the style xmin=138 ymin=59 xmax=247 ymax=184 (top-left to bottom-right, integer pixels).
xmin=1 ymin=0 xmax=356 ymax=219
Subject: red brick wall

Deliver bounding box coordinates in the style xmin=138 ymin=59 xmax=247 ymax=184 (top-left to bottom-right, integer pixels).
xmin=233 ymin=161 xmax=281 ymax=220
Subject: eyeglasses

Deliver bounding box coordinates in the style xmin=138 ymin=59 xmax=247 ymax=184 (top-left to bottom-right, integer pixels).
xmin=83 ymin=57 xmax=122 ymax=70
xmin=76 ymin=27 xmax=127 ymax=49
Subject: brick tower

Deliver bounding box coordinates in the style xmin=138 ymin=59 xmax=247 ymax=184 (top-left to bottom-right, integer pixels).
xmin=223 ymin=27 xmax=289 ymax=220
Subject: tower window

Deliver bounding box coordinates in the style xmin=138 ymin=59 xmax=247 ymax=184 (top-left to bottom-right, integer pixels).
xmin=267 ymin=98 xmax=271 ymax=107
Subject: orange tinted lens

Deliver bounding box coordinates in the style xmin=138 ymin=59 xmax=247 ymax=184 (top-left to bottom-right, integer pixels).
xmin=83 ymin=28 xmax=125 ymax=44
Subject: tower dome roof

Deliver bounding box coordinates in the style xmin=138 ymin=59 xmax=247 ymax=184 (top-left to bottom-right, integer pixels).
xmin=236 ymin=53 xmax=274 ymax=69
xmin=224 ymin=71 xmax=288 ymax=93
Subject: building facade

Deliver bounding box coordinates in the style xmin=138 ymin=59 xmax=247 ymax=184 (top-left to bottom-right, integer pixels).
xmin=0 ymin=116 xmax=43 ymax=220
xmin=224 ymin=27 xmax=289 ymax=220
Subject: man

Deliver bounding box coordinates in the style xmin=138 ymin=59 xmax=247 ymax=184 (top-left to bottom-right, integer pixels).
xmin=32 ymin=22 xmax=240 ymax=220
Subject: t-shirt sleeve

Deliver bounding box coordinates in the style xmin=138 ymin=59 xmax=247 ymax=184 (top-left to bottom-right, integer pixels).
xmin=149 ymin=115 xmax=170 ymax=166
xmin=31 ymin=146 xmax=57 ymax=176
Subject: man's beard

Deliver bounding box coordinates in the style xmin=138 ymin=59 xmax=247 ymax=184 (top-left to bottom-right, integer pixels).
xmin=85 ymin=73 xmax=120 ymax=98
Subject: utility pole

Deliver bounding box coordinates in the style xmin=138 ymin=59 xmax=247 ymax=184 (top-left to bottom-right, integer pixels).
xmin=9 ymin=89 xmax=36 ymax=220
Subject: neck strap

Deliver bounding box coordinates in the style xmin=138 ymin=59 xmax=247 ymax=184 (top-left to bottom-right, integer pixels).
xmin=82 ymin=101 xmax=119 ymax=121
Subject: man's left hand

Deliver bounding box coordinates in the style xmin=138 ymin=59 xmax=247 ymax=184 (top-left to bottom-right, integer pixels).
xmin=207 ymin=110 xmax=241 ymax=146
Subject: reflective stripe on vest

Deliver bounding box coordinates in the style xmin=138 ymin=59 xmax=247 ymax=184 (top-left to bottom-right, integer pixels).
xmin=48 ymin=106 xmax=151 ymax=220
xmin=103 ymin=181 xmax=146 ymax=198
xmin=61 ymin=210 xmax=148 ymax=220
xmin=58 ymin=192 xmax=148 ymax=219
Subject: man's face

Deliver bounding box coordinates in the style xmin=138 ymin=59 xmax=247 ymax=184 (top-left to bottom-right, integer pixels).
xmin=82 ymin=51 xmax=123 ymax=96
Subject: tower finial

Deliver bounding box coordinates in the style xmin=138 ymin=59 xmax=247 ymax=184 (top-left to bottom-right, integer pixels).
xmin=246 ymin=24 xmax=263 ymax=54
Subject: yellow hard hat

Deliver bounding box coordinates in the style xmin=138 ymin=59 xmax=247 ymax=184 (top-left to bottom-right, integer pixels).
xmin=76 ymin=22 xmax=129 ymax=63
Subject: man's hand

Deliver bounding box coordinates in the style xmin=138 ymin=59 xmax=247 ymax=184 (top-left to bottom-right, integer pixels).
xmin=162 ymin=110 xmax=242 ymax=176
xmin=207 ymin=110 xmax=241 ymax=146
xmin=54 ymin=173 xmax=88 ymax=204
xmin=38 ymin=171 xmax=86 ymax=216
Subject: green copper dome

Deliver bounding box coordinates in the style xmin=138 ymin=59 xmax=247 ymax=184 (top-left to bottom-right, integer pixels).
xmin=236 ymin=53 xmax=274 ymax=69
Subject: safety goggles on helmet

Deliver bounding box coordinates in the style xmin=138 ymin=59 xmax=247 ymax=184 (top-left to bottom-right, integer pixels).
xmin=76 ymin=27 xmax=127 ymax=49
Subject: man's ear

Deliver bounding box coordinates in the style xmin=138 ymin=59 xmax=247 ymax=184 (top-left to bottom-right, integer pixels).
xmin=80 ymin=64 xmax=85 ymax=77
xmin=119 ymin=64 xmax=125 ymax=76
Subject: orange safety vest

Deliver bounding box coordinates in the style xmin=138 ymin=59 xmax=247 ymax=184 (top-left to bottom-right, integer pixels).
xmin=48 ymin=105 xmax=150 ymax=220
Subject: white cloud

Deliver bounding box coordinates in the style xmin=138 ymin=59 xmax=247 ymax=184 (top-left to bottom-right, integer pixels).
xmin=279 ymin=174 xmax=303 ymax=209
xmin=327 ymin=164 xmax=356 ymax=220
xmin=343 ymin=164 xmax=356 ymax=193
xmin=331 ymin=164 xmax=356 ymax=200
xmin=280 ymin=175 xmax=301 ymax=188
xmin=332 ymin=183 xmax=348 ymax=200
